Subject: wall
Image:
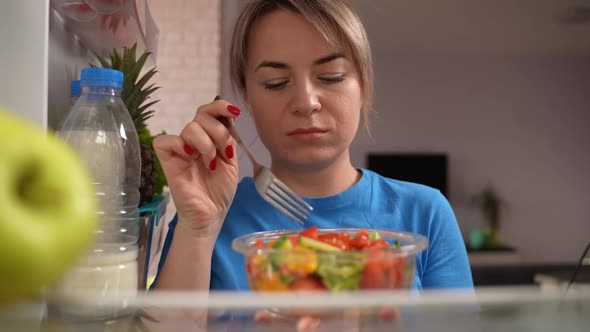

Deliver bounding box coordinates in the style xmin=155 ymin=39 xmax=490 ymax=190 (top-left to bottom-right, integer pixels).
xmin=147 ymin=0 xmax=221 ymax=136
xmin=350 ymin=53 xmax=590 ymax=263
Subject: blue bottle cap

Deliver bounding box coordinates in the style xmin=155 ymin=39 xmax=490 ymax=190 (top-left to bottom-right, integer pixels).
xmin=80 ymin=67 xmax=124 ymax=88
xmin=70 ymin=80 xmax=81 ymax=96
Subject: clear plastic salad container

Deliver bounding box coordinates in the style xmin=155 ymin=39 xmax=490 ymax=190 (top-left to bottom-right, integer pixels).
xmin=232 ymin=227 xmax=429 ymax=292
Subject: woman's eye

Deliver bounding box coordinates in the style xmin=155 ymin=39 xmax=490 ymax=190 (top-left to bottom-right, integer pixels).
xmin=319 ymin=75 xmax=345 ymax=84
xmin=264 ymin=80 xmax=288 ymax=90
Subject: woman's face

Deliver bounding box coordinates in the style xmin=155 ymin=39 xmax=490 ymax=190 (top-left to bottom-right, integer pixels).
xmin=244 ymin=9 xmax=363 ymax=171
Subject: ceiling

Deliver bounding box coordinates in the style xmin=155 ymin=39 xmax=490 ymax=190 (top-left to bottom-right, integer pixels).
xmin=348 ymin=0 xmax=590 ymax=55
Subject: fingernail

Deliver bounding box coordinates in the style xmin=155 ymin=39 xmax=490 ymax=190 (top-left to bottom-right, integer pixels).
xmin=227 ymin=105 xmax=241 ymax=116
xmin=225 ymin=144 xmax=234 ymax=159
xmin=209 ymin=158 xmax=217 ymax=171
xmin=183 ymin=144 xmax=194 ymax=155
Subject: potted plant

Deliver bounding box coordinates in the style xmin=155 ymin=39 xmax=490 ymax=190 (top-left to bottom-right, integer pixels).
xmin=471 ymin=185 xmax=504 ymax=248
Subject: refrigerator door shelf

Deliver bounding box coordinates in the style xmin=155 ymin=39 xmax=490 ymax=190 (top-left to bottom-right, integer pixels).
xmin=50 ymin=0 xmax=159 ymax=63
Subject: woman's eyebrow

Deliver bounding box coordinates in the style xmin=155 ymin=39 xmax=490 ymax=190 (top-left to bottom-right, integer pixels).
xmin=314 ymin=52 xmax=345 ymax=65
xmin=255 ymin=60 xmax=289 ymax=72
xmin=254 ymin=53 xmax=346 ymax=72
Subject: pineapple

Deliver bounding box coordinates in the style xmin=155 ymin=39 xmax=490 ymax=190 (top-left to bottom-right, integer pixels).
xmin=94 ymin=43 xmax=166 ymax=205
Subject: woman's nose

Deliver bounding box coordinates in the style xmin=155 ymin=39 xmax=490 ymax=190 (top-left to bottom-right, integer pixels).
xmin=289 ymin=80 xmax=321 ymax=115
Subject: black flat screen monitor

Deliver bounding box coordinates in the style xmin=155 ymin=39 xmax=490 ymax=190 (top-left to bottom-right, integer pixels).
xmin=367 ymin=153 xmax=448 ymax=198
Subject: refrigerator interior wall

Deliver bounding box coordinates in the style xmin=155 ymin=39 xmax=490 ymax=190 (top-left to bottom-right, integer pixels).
xmin=0 ymin=0 xmax=50 ymax=128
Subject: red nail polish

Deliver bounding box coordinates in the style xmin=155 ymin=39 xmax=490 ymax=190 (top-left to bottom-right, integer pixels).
xmin=183 ymin=144 xmax=194 ymax=155
xmin=209 ymin=158 xmax=217 ymax=171
xmin=227 ymin=105 xmax=241 ymax=116
xmin=225 ymin=144 xmax=234 ymax=159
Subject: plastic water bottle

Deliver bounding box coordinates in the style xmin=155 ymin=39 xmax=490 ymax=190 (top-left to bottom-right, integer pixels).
xmin=53 ymin=68 xmax=141 ymax=318
xmin=54 ymin=80 xmax=82 ymax=130
xmin=70 ymin=79 xmax=81 ymax=106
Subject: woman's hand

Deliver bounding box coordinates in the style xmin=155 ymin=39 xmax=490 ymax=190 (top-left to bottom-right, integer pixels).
xmin=153 ymin=98 xmax=241 ymax=238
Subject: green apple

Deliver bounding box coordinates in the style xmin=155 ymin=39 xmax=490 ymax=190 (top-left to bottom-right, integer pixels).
xmin=0 ymin=110 xmax=97 ymax=306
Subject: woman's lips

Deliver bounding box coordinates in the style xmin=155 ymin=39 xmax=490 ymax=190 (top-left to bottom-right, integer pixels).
xmin=288 ymin=128 xmax=326 ymax=135
xmin=287 ymin=128 xmax=327 ymax=140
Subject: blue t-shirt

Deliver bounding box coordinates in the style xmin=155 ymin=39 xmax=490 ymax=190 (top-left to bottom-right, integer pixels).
xmin=153 ymin=169 xmax=473 ymax=290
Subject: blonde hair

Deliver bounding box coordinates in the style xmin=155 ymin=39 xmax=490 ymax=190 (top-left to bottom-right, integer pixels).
xmin=229 ymin=0 xmax=374 ymax=129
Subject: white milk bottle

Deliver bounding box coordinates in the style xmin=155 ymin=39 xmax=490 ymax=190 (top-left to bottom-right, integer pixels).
xmin=54 ymin=67 xmax=141 ymax=319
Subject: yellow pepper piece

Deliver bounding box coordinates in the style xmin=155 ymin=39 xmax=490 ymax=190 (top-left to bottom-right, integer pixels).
xmin=251 ymin=272 xmax=289 ymax=291
xmin=285 ymin=247 xmax=318 ymax=275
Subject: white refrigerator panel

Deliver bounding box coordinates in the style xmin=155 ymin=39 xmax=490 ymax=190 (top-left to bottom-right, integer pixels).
xmin=0 ymin=0 xmax=49 ymax=129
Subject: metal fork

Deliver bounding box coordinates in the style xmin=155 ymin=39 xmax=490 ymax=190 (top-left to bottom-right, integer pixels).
xmin=217 ymin=116 xmax=313 ymax=225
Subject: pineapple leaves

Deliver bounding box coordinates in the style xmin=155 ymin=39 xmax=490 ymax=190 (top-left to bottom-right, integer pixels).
xmin=141 ymin=84 xmax=160 ymax=100
xmin=137 ymin=100 xmax=160 ymax=115
xmin=121 ymin=47 xmax=135 ymax=82
xmin=123 ymin=68 xmax=157 ymax=107
xmin=123 ymin=84 xmax=160 ymax=113
xmin=93 ymin=43 xmax=160 ymax=133
xmin=132 ymin=100 xmax=160 ymax=129
xmin=127 ymin=84 xmax=159 ymax=109
xmin=135 ymin=68 xmax=157 ymax=92
xmin=127 ymin=51 xmax=151 ymax=88
xmin=138 ymin=110 xmax=156 ymax=125
xmin=96 ymin=55 xmax=111 ymax=69
xmin=111 ymin=48 xmax=122 ymax=70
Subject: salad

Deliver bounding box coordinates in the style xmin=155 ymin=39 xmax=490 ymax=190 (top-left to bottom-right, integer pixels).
xmin=243 ymin=226 xmax=413 ymax=292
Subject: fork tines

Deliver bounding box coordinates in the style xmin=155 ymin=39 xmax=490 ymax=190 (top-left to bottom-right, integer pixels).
xmin=265 ymin=178 xmax=313 ymax=225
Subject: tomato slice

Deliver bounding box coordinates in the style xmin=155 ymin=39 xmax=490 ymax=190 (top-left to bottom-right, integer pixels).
xmin=360 ymin=252 xmax=406 ymax=289
xmin=254 ymin=239 xmax=264 ymax=249
xmin=388 ymin=258 xmax=405 ymax=288
xmin=289 ymin=235 xmax=299 ymax=246
xmin=356 ymin=229 xmax=369 ymax=238
xmin=246 ymin=261 xmax=253 ymax=274
xmin=318 ymin=233 xmax=339 ymax=241
xmin=339 ymin=231 xmax=351 ymax=242
xmin=367 ymin=239 xmax=390 ymax=249
xmin=361 ymin=252 xmax=389 ymax=289
xmin=300 ymin=225 xmax=319 ymax=239
xmin=350 ymin=229 xmax=370 ymax=249
xmin=318 ymin=233 xmax=350 ymax=250
xmin=360 ymin=262 xmax=387 ymax=289
xmin=290 ymin=277 xmax=327 ymax=291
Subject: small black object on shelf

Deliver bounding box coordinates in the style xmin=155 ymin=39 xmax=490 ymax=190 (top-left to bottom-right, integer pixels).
xmin=466 ymin=243 xmax=517 ymax=253
xmin=367 ymin=153 xmax=448 ymax=198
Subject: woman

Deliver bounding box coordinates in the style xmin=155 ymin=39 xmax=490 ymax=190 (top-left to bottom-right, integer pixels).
xmin=152 ymin=0 xmax=472 ymax=294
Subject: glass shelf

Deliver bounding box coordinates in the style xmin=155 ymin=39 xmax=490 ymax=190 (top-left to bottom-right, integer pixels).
xmin=2 ymin=286 xmax=588 ymax=331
